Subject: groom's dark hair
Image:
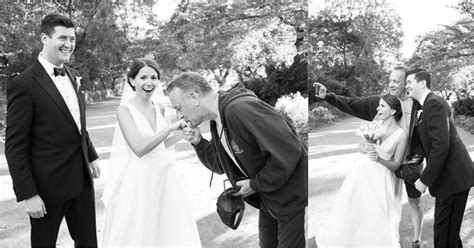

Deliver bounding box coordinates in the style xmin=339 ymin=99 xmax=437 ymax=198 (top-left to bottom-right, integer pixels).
xmin=40 ymin=14 xmax=75 ymax=37
xmin=406 ymin=68 xmax=431 ymax=89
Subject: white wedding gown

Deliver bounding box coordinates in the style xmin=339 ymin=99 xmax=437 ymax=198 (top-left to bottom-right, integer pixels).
xmin=318 ymin=128 xmax=405 ymax=248
xmin=102 ymin=102 xmax=201 ymax=247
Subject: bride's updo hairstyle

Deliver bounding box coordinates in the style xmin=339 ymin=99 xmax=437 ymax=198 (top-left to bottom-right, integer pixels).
xmin=382 ymin=94 xmax=402 ymax=121
xmin=127 ymin=59 xmax=161 ymax=91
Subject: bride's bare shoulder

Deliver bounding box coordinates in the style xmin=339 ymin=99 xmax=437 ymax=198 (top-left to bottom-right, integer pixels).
xmin=117 ymin=104 xmax=133 ymax=118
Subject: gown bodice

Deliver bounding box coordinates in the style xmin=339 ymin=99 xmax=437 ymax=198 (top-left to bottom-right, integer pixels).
xmin=123 ymin=102 xmax=171 ymax=161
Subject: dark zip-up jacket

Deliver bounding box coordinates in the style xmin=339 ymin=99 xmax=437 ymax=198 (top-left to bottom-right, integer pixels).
xmin=193 ymin=83 xmax=308 ymax=220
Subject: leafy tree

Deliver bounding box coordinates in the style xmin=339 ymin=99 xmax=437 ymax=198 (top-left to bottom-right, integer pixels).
xmin=0 ymin=1 xmax=135 ymax=91
xmin=308 ymin=0 xmax=403 ymax=104
xmin=407 ymin=0 xmax=473 ymax=100
xmin=147 ymin=0 xmax=307 ymax=104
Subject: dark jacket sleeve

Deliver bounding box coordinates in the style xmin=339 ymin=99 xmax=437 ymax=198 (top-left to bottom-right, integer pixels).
xmin=85 ymin=131 xmax=99 ymax=163
xmin=5 ymin=78 xmax=38 ymax=202
xmin=419 ymin=99 xmax=451 ymax=187
xmin=226 ymin=103 xmax=303 ymax=193
xmin=325 ymin=93 xmax=380 ymax=121
xmin=193 ymin=138 xmax=225 ymax=174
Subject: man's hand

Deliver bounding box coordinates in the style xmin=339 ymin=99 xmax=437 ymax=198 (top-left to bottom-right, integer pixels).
xmin=414 ymin=179 xmax=427 ymax=193
xmin=313 ymin=82 xmax=327 ymax=100
xmin=182 ymin=125 xmax=202 ymax=145
xmin=233 ymin=179 xmax=256 ymax=198
xmin=90 ymin=159 xmax=100 ymax=178
xmin=23 ymin=195 xmax=47 ymax=219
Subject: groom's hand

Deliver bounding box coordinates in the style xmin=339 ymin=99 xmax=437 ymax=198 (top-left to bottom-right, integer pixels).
xmin=90 ymin=159 xmax=101 ymax=178
xmin=233 ymin=179 xmax=255 ymax=198
xmin=414 ymin=179 xmax=427 ymax=193
xmin=23 ymin=195 xmax=47 ymax=219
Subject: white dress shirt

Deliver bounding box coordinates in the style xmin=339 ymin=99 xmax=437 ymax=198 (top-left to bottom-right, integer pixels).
xmin=38 ymin=54 xmax=81 ymax=132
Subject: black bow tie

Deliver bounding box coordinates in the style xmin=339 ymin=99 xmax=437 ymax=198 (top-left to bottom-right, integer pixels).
xmin=53 ymin=67 xmax=66 ymax=77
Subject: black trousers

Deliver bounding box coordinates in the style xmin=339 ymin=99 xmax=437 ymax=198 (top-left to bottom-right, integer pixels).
xmin=30 ymin=184 xmax=97 ymax=248
xmin=433 ymin=188 xmax=470 ymax=248
xmin=259 ymin=205 xmax=305 ymax=248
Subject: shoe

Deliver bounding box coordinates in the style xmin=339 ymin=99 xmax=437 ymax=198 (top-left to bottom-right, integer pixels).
xmin=412 ymin=240 xmax=421 ymax=248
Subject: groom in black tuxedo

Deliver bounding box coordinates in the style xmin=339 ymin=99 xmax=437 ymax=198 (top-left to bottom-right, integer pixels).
xmin=406 ymin=68 xmax=474 ymax=248
xmin=5 ymin=14 xmax=100 ymax=247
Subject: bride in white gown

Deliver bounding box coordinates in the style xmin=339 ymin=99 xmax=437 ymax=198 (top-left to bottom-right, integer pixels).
xmin=318 ymin=94 xmax=408 ymax=248
xmin=102 ymin=59 xmax=201 ymax=247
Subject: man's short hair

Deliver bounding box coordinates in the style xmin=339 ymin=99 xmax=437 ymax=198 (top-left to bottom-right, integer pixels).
xmin=166 ymin=72 xmax=213 ymax=95
xmin=406 ymin=68 xmax=431 ymax=89
xmin=392 ymin=65 xmax=409 ymax=78
xmin=40 ymin=14 xmax=75 ymax=37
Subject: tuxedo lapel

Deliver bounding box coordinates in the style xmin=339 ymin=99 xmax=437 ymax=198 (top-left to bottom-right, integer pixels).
xmin=32 ymin=61 xmax=80 ymax=133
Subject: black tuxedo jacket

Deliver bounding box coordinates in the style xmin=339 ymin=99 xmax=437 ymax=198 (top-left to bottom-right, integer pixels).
xmin=326 ymin=93 xmax=423 ymax=157
xmin=5 ymin=60 xmax=98 ymax=204
xmin=417 ymin=92 xmax=474 ymax=197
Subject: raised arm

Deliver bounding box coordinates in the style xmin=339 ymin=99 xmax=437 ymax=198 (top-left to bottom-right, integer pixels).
xmin=314 ymin=82 xmax=380 ymax=121
xmin=116 ymin=105 xmax=185 ymax=158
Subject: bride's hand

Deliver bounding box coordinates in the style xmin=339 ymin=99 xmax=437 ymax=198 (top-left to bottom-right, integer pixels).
xmin=170 ymin=119 xmax=187 ymax=131
xmin=368 ymin=149 xmax=379 ymax=162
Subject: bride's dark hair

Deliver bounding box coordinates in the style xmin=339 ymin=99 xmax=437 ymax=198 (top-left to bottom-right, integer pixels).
xmin=382 ymin=94 xmax=402 ymax=121
xmin=127 ymin=59 xmax=161 ymax=91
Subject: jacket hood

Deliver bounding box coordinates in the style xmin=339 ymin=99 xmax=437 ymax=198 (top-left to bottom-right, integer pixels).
xmin=218 ymin=83 xmax=256 ymax=118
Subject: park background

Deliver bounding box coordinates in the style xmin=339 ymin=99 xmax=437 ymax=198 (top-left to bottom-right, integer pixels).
xmin=0 ymin=0 xmax=309 ymax=247
xmin=308 ymin=0 xmax=474 ymax=247
xmin=0 ymin=0 xmax=473 ymax=247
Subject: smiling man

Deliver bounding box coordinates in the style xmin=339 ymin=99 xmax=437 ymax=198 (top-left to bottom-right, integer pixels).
xmin=166 ymin=72 xmax=308 ymax=248
xmin=406 ymin=68 xmax=474 ymax=248
xmin=313 ymin=65 xmax=425 ymax=247
xmin=5 ymin=14 xmax=100 ymax=247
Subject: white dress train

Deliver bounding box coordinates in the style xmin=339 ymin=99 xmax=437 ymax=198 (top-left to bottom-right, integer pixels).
xmin=102 ymin=102 xmax=201 ymax=247
xmin=318 ymin=128 xmax=405 ymax=248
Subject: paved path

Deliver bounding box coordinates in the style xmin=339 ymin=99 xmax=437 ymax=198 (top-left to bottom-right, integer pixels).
xmin=308 ymin=116 xmax=474 ymax=248
xmin=0 ymin=97 xmax=260 ymax=248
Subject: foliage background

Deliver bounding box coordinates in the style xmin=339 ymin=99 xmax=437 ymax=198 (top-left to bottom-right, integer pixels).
xmin=0 ymin=0 xmax=308 ymax=137
xmin=308 ymin=0 xmax=473 ymax=131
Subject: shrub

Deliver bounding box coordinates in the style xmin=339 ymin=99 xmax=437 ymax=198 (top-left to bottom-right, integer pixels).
xmin=274 ymin=92 xmax=308 ymax=141
xmin=83 ymin=90 xmax=112 ymax=105
xmin=453 ymin=98 xmax=474 ymax=117
xmin=454 ymin=115 xmax=474 ymax=134
xmin=308 ymin=101 xmax=347 ymax=131
xmin=309 ymin=105 xmax=335 ymax=130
